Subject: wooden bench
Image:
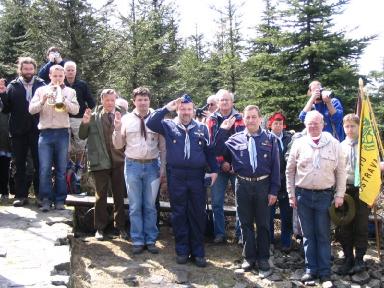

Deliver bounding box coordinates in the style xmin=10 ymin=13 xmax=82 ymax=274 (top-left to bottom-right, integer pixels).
xmin=65 ymin=194 xmax=237 ymax=216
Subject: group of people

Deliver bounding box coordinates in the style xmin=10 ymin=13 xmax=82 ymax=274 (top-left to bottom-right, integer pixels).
xmin=0 ymin=48 xmax=376 ymax=284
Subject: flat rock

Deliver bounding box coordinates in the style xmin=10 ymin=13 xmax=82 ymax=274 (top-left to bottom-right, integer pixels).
xmin=367 ymin=279 xmax=381 ymax=288
xmin=173 ymin=269 xmax=189 ymax=284
xmin=351 ymin=271 xmax=370 ymax=285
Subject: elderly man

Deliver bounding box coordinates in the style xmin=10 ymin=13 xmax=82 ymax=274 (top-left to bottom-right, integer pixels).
xmin=79 ymin=89 xmax=127 ymax=240
xmin=64 ymin=61 xmax=95 ymax=163
xmin=29 ymin=65 xmax=79 ymax=212
xmin=299 ymin=80 xmax=345 ymax=141
xmin=0 ymin=57 xmax=45 ymax=207
xmin=286 ymin=110 xmax=346 ymax=284
xmin=217 ymin=105 xmax=280 ymax=274
xmin=113 ymin=87 xmax=165 ymax=254
xmin=147 ymin=95 xmax=218 ymax=267
xmin=206 ymin=89 xmax=245 ymax=244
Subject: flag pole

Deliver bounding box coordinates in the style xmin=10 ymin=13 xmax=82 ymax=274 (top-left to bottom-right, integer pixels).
xmin=359 ymin=78 xmax=382 ymax=258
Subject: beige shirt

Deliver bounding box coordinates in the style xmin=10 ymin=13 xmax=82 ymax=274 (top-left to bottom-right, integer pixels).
xmin=286 ymin=132 xmax=346 ymax=198
xmin=29 ymin=85 xmax=79 ymax=129
xmin=112 ymin=108 xmax=166 ymax=173
xmin=340 ymin=137 xmax=358 ymax=185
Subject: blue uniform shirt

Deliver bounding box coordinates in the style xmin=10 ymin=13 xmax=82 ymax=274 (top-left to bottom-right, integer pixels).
xmin=146 ymin=107 xmax=219 ymax=173
xmin=299 ymin=97 xmax=345 ymax=141
xmin=217 ymin=128 xmax=281 ymax=196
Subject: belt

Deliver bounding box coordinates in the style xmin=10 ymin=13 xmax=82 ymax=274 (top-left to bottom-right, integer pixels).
xmin=237 ymin=174 xmax=269 ymax=182
xmin=296 ymin=187 xmax=333 ymax=193
xmin=126 ymin=157 xmax=156 ymax=164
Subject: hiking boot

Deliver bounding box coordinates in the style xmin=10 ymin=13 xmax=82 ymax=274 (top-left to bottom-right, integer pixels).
xmin=95 ymin=230 xmax=104 ymax=241
xmin=55 ymin=203 xmax=65 ymax=210
xmin=213 ymin=235 xmax=226 ymax=244
xmin=132 ymin=245 xmax=144 ymax=254
xmin=258 ymin=259 xmax=271 ymax=272
xmin=39 ymin=199 xmax=51 ymax=212
xmin=146 ymin=244 xmax=159 ymax=254
xmin=335 ymin=257 xmax=354 ymax=275
xmin=176 ymin=255 xmax=189 ymax=264
xmin=241 ymin=259 xmax=255 ymax=271
xmin=193 ymin=257 xmax=207 ymax=268
xmin=301 ymin=273 xmax=317 ymax=283
xmin=13 ymin=198 xmax=28 ymax=207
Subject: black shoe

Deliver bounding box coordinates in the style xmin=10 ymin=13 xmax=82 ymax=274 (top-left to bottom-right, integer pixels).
xmin=95 ymin=230 xmax=104 ymax=241
xmin=319 ymin=275 xmax=331 ymax=283
xmin=258 ymin=259 xmax=270 ymax=272
xmin=335 ymin=257 xmax=354 ymax=275
xmin=13 ymin=198 xmax=28 ymax=207
xmin=194 ymin=257 xmax=207 ymax=268
xmin=119 ymin=229 xmax=129 ymax=240
xmin=351 ymin=257 xmax=365 ymax=274
xmin=146 ymin=244 xmax=159 ymax=254
xmin=176 ymin=255 xmax=189 ymax=264
xmin=132 ymin=245 xmax=144 ymax=254
xmin=301 ymin=273 xmax=316 ymax=283
xmin=241 ymin=259 xmax=255 ymax=271
xmin=213 ymin=235 xmax=226 ymax=244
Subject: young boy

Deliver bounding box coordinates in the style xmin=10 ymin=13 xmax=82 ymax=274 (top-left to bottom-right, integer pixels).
xmin=336 ymin=113 xmax=370 ymax=275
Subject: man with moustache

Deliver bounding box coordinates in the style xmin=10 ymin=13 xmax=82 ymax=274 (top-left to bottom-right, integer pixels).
xmin=79 ymin=89 xmax=127 ymax=240
xmin=29 ymin=65 xmax=79 ymax=212
xmin=0 ymin=57 xmax=45 ymax=207
xmin=113 ymin=87 xmax=165 ymax=254
xmin=147 ymin=95 xmax=218 ymax=267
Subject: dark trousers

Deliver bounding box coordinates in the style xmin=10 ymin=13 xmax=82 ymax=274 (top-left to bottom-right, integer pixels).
xmin=168 ymin=167 xmax=206 ymax=258
xmin=11 ymin=132 xmax=39 ymax=199
xmin=0 ymin=156 xmax=11 ymax=196
xmin=270 ymin=193 xmax=293 ymax=248
xmin=338 ymin=186 xmax=370 ymax=258
xmin=92 ymin=166 xmax=126 ymax=231
xmin=236 ymin=177 xmax=271 ymax=262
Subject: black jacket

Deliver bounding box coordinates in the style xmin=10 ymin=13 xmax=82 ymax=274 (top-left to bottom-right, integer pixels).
xmin=65 ymin=78 xmax=95 ymax=118
xmin=0 ymin=77 xmax=45 ymax=136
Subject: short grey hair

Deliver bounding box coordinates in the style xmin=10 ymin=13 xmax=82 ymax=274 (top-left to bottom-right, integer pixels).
xmin=206 ymin=94 xmax=218 ymax=104
xmin=215 ymin=89 xmax=234 ymax=101
xmin=304 ymin=110 xmax=324 ymax=125
xmin=64 ymin=61 xmax=77 ymax=69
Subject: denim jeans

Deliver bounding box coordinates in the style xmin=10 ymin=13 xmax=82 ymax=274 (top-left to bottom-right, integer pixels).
xmin=124 ymin=158 xmax=160 ymax=245
xmin=211 ymin=171 xmax=241 ymax=238
xmin=296 ymin=188 xmax=333 ymax=277
xmin=270 ymin=194 xmax=293 ymax=248
xmin=236 ymin=177 xmax=271 ymax=262
xmin=38 ymin=128 xmax=69 ymax=204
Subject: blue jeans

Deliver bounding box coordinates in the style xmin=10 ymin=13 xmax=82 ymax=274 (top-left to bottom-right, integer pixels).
xmin=38 ymin=128 xmax=69 ymax=204
xmin=296 ymin=188 xmax=333 ymax=277
xmin=124 ymin=158 xmax=160 ymax=245
xmin=211 ymin=172 xmax=241 ymax=238
xmin=270 ymin=194 xmax=293 ymax=248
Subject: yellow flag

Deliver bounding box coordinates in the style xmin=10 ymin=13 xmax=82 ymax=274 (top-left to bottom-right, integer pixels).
xmin=358 ymin=97 xmax=381 ymax=206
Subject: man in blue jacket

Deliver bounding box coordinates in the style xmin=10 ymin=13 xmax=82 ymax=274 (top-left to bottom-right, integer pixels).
xmin=38 ymin=47 xmax=65 ymax=83
xmin=217 ymin=105 xmax=280 ymax=275
xmin=299 ymin=80 xmax=345 ymax=141
xmin=147 ymin=95 xmax=218 ymax=268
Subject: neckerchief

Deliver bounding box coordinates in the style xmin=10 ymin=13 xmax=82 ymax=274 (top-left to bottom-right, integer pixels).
xmin=134 ymin=111 xmax=150 ymax=140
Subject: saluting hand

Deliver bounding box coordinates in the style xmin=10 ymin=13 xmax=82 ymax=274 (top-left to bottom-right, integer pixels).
xmin=220 ymin=116 xmax=236 ymax=130
xmin=165 ymin=98 xmax=182 ymax=112
xmin=114 ymin=111 xmax=122 ymax=129
xmin=82 ymin=108 xmax=92 ymax=124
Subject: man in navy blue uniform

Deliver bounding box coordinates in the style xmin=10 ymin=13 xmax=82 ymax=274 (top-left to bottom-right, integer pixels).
xmin=147 ymin=95 xmax=218 ymax=268
xmin=217 ymin=105 xmax=280 ymax=275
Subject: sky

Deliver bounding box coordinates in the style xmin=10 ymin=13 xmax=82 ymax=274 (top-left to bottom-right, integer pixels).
xmin=95 ymin=0 xmax=384 ymax=74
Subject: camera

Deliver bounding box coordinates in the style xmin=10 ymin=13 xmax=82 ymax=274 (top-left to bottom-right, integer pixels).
xmin=195 ymin=103 xmax=209 ymax=118
xmin=317 ymin=89 xmax=334 ymax=101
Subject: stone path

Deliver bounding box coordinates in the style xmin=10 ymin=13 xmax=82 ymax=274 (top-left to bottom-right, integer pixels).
xmin=0 ymin=201 xmax=72 ymax=288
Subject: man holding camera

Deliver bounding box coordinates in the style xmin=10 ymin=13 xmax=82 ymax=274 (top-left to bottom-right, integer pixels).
xmin=299 ymin=80 xmax=345 ymax=141
xmin=38 ymin=46 xmax=65 ymax=83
